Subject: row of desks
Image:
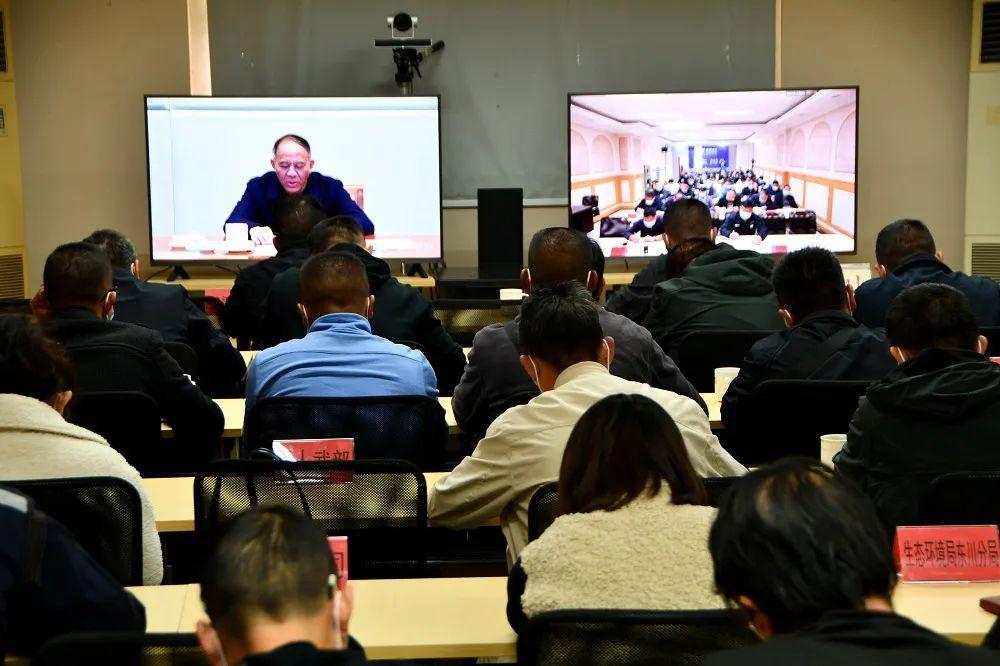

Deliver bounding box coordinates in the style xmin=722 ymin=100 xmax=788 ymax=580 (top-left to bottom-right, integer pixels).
xmin=127 ymin=578 xmax=1000 ymax=659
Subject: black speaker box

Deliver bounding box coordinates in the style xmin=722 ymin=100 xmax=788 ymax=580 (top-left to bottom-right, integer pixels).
xmin=477 ymin=188 xmax=523 ymax=279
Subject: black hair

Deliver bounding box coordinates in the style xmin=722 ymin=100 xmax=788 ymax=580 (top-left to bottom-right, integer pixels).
xmin=526 ymin=228 xmax=593 ymax=288
xmin=271 ymin=194 xmax=327 ymax=245
xmin=308 ymin=215 xmax=365 ymax=255
xmin=298 ymin=250 xmax=370 ymax=315
xmin=664 ymin=199 xmax=712 ymax=245
xmin=519 ymin=281 xmax=603 ymax=370
xmin=771 ymin=247 xmax=847 ymax=318
xmin=709 ymin=458 xmax=896 ymax=634
xmin=0 ymin=314 xmax=75 ymax=402
xmin=42 ymin=242 xmax=113 ymax=309
xmin=665 ymin=238 xmax=717 ymax=279
xmin=875 ymin=219 xmax=936 ymax=273
xmin=558 ymin=394 xmax=708 ymax=515
xmin=82 ymin=229 xmax=136 ymax=270
xmin=643 ymin=206 xmax=658 ymax=218
xmin=885 ymin=283 xmax=980 ymax=353
xmin=200 ymin=506 xmax=335 ymax=639
xmin=272 ymin=134 xmax=311 ymax=155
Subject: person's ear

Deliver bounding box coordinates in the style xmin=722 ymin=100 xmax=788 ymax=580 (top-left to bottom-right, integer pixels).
xmin=519 ymin=268 xmax=531 ymax=295
xmin=335 ymin=583 xmax=355 ymax=649
xmin=710 ymin=227 xmax=718 ymax=241
xmin=978 ymin=335 xmax=989 ymax=356
xmin=297 ymin=303 xmax=309 ymax=329
xmin=585 ymin=270 xmax=598 ymax=294
xmin=845 ymin=283 xmax=856 ymax=313
xmin=875 ymin=263 xmax=887 ymax=278
xmin=270 ymin=157 xmax=278 ymax=171
xmin=308 ymin=158 xmax=315 ymax=170
xmin=131 ymin=259 xmax=140 ymax=278
xmin=365 ymin=295 xmax=376 ymax=320
xmin=103 ymin=291 xmax=117 ymax=319
xmin=778 ymin=308 xmax=794 ymax=329
xmin=935 ymin=250 xmax=944 ymax=263
xmin=519 ymin=355 xmax=537 ymax=383
xmin=195 ymin=620 xmax=226 ymax=666
xmin=49 ymin=390 xmax=73 ymax=416
xmin=889 ymin=345 xmax=908 ymax=366
xmin=600 ymin=335 xmax=615 ymax=368
xmin=735 ymin=595 xmax=773 ymax=640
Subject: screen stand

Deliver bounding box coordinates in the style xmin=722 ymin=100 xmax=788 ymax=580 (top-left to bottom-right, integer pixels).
xmin=404 ymin=262 xmax=428 ymax=278
xmin=166 ymin=265 xmax=191 ymax=282
xmin=214 ymin=264 xmax=240 ymax=277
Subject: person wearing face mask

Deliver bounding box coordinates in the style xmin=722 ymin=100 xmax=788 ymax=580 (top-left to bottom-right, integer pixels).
xmin=780 ymin=185 xmax=798 ymax=209
xmin=627 ymin=206 xmax=665 ymax=242
xmin=430 ymin=282 xmax=744 ymax=566
xmin=634 ymin=190 xmax=663 ymax=213
xmin=244 ymin=251 xmax=437 ymax=420
xmin=31 ymin=242 xmax=223 ymax=467
xmin=754 ymin=189 xmax=781 ymax=211
xmin=196 ymin=506 xmax=366 ymax=666
xmin=719 ymin=196 xmax=767 ymax=243
xmin=225 ymin=134 xmax=374 ymax=246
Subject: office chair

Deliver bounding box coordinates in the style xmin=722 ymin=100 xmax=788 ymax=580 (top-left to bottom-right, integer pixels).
xmin=32 ymin=632 xmax=204 ymax=666
xmin=431 ymin=299 xmax=520 ymax=346
xmin=163 ymin=340 xmax=199 ymax=379
xmin=527 ymin=482 xmax=559 ymax=543
xmin=672 ymin=330 xmax=778 ymax=393
xmin=0 ymin=298 xmax=31 ymax=315
xmin=195 ymin=458 xmax=428 ymax=578
xmin=916 ymin=471 xmax=1000 ymax=526
xmin=518 ymin=609 xmax=757 ymax=665
xmin=189 ymin=295 xmax=225 ymax=330
xmin=703 ymin=476 xmax=740 ymax=508
xmin=6 ymin=477 xmax=143 ymax=586
xmin=243 ymin=395 xmax=448 ymax=470
xmin=66 ymin=391 xmax=166 ymax=475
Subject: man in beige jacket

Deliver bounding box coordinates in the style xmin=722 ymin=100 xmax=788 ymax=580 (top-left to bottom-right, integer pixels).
xmin=428 ymin=282 xmax=745 ymax=565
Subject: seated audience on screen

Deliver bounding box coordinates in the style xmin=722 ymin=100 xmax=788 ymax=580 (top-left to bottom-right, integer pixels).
xmin=82 ymin=229 xmax=246 ymax=397
xmin=196 ymin=506 xmax=365 ymax=666
xmin=721 ymin=247 xmax=895 ymax=448
xmin=222 ymin=194 xmax=328 ymax=343
xmin=258 ymin=216 xmax=465 ymax=394
xmin=0 ymin=486 xmax=146 ymax=660
xmin=766 ymin=179 xmax=783 ymax=204
xmin=431 ymin=282 xmax=744 ymax=565
xmin=853 ymin=219 xmax=1000 ymax=328
xmin=627 ymin=206 xmax=665 ymax=242
xmin=835 ymin=283 xmax=1000 ymax=532
xmin=753 ymin=189 xmax=780 ymax=211
xmin=715 ymin=188 xmax=739 ymax=211
xmin=32 ymin=242 xmax=223 ymax=463
xmin=506 ymin=394 xmax=725 ymax=631
xmin=719 ymin=196 xmax=767 ymax=242
xmin=246 ymin=251 xmax=437 ymax=414
xmin=780 ymin=185 xmax=798 ymax=208
xmin=0 ymin=314 xmax=163 ymax=585
xmin=634 ymin=190 xmax=663 ymax=212
xmin=705 ymin=458 xmax=995 ymax=666
xmin=452 ymin=227 xmax=704 ymax=439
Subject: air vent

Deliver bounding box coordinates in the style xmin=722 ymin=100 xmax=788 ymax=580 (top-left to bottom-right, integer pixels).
xmin=970 ymin=243 xmax=1000 ymax=282
xmin=0 ymin=253 xmax=24 ymax=299
xmin=984 ymin=1 xmax=1000 ymax=64
xmin=0 ymin=10 xmax=6 ymax=73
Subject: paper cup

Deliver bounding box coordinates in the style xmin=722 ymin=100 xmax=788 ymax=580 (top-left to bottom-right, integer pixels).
xmin=499 ymin=288 xmax=525 ymax=302
xmin=714 ymin=367 xmax=739 ymax=401
xmin=224 ymin=222 xmax=249 ymax=242
xmin=820 ymin=433 xmax=847 ymax=467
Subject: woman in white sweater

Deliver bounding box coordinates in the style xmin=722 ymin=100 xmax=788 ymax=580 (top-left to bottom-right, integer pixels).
xmin=0 ymin=314 xmax=163 ymax=584
xmin=508 ymin=393 xmax=729 ymax=630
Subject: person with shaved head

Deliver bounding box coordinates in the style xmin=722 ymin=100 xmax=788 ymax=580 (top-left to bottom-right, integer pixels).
xmin=244 ymin=251 xmax=437 ymax=415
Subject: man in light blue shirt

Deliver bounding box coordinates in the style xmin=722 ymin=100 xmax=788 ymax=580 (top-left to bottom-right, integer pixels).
xmin=245 ymin=251 xmax=438 ymax=415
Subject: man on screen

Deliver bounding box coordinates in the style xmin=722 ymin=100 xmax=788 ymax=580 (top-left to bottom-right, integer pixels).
xmin=627 ymin=207 xmax=665 ymax=243
xmin=225 ymin=134 xmax=375 ymax=245
xmin=719 ymin=196 xmax=767 ymax=243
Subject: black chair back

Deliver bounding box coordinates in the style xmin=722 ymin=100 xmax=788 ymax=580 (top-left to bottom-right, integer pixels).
xmin=6 ymin=477 xmax=143 ymax=586
xmin=788 ymin=211 xmax=818 ymax=234
xmin=0 ymin=298 xmax=31 ymax=315
xmin=917 ymin=471 xmax=1000 ymax=526
xmin=981 ymin=327 xmax=1000 ymax=358
xmin=194 ymin=459 xmax=427 ymax=578
xmin=243 ymin=396 xmax=448 ymax=470
xmin=703 ymin=476 xmax=740 ymax=508
xmin=66 ymin=391 xmax=165 ymax=475
xmin=163 ymin=341 xmax=199 ymax=379
xmin=32 ymin=632 xmax=204 ymax=665
xmin=189 ymin=295 xmax=225 ymax=330
xmin=431 ymin=299 xmax=520 ymax=346
xmin=528 ymin=482 xmax=559 ymax=542
xmin=673 ymin=330 xmax=778 ymax=393
xmin=518 ymin=609 xmax=757 ymax=665
xmin=737 ymin=379 xmax=870 ymax=465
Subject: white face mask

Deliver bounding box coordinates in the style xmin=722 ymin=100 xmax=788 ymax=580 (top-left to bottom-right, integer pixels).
xmin=642 ymin=218 xmax=656 ymax=229
xmin=739 ymin=211 xmax=752 ymax=221
xmin=644 ymin=199 xmax=653 ymax=205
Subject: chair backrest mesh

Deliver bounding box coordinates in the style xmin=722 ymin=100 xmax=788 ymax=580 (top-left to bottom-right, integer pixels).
xmin=518 ymin=609 xmax=757 ymax=665
xmin=66 ymin=391 xmax=164 ymax=475
xmin=528 ymin=482 xmax=559 ymax=542
xmin=673 ymin=330 xmax=779 ymax=393
xmin=431 ymin=299 xmax=520 ymax=345
xmin=163 ymin=341 xmax=199 ymax=378
xmin=195 ymin=459 xmax=427 ymax=578
xmin=243 ymin=396 xmax=448 ymax=469
xmin=6 ymin=477 xmax=143 ymax=586
xmin=190 ymin=295 xmax=225 ymax=330
xmin=917 ymin=471 xmax=1000 ymax=526
xmin=32 ymin=632 xmax=204 ymax=666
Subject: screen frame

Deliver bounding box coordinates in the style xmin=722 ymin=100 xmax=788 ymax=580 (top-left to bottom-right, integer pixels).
xmin=143 ymin=93 xmax=445 ymax=266
xmin=566 ymin=85 xmax=861 ymax=257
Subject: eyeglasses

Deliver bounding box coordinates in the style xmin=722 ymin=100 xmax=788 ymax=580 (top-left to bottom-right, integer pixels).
xmin=276 ymin=161 xmax=308 ymax=173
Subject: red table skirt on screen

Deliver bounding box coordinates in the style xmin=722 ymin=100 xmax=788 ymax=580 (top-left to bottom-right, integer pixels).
xmin=152 ymin=235 xmax=441 ymax=262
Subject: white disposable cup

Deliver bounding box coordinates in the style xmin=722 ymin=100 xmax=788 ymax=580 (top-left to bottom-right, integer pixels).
xmin=499 ymin=288 xmax=525 ymax=302
xmin=820 ymin=433 xmax=847 ymax=467
xmin=714 ymin=367 xmax=739 ymax=401
xmin=224 ymin=222 xmax=249 ymax=242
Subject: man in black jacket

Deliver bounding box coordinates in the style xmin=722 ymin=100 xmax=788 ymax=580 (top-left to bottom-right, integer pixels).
xmin=718 ymin=196 xmax=767 ymax=241
xmin=222 ymin=194 xmax=328 ymax=344
xmin=836 ymin=283 xmax=1000 ymax=532
xmin=33 ymin=242 xmax=223 ymax=464
xmin=722 ymin=247 xmax=895 ymax=440
xmin=258 ymin=216 xmax=466 ymax=395
xmin=452 ymin=227 xmax=703 ymax=438
xmin=706 ymin=458 xmax=995 ymax=666
xmin=854 ymin=219 xmax=1000 ymax=328
xmin=83 ymin=229 xmax=246 ymax=397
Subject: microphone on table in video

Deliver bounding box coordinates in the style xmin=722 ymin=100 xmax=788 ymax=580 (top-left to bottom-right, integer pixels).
xmin=374 ymin=13 xmax=445 ymax=96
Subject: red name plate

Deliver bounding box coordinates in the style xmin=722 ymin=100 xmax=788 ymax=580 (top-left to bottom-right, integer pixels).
xmin=327 ymin=536 xmax=348 ymax=590
xmin=273 ymin=438 xmax=354 ymax=462
xmin=989 ymin=357 xmax=1000 ymax=366
xmin=204 ymin=288 xmax=231 ymax=304
xmin=895 ymin=525 xmax=1000 ymax=581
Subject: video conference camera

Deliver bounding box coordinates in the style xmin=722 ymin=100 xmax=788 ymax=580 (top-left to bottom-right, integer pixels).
xmin=374 ymin=12 xmax=445 ymax=96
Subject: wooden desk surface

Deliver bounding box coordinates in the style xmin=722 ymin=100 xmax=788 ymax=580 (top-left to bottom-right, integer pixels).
xmin=893 ymin=580 xmax=1000 ymax=645
xmin=149 ymin=275 xmax=434 ymax=290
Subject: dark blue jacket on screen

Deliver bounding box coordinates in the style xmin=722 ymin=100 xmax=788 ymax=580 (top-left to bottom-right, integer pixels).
xmin=853 ymin=253 xmax=1000 ymax=328
xmin=226 ymin=171 xmax=374 ymax=235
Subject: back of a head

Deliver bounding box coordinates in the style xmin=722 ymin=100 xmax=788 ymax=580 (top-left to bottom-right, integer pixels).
xmin=665 ymin=199 xmax=712 ymax=245
xmin=558 ymin=394 xmax=707 ymax=515
xmin=0 ymin=314 xmax=74 ymax=403
xmin=772 ymin=247 xmax=847 ymax=319
xmin=526 ymin=228 xmax=592 ymax=287
xmin=82 ymin=229 xmax=136 ymax=271
xmin=43 ymin=242 xmax=113 ymax=310
xmin=709 ymin=458 xmax=895 ymax=634
xmin=875 ymin=219 xmax=936 ymax=272
xmin=298 ymin=251 xmax=370 ymax=317
xmin=272 ymin=194 xmax=327 ymax=245
xmin=885 ymin=283 xmax=980 ymax=353
xmin=519 ymin=281 xmax=602 ymax=370
xmin=201 ymin=506 xmax=334 ymax=639
xmin=308 ymin=216 xmax=365 ymax=255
